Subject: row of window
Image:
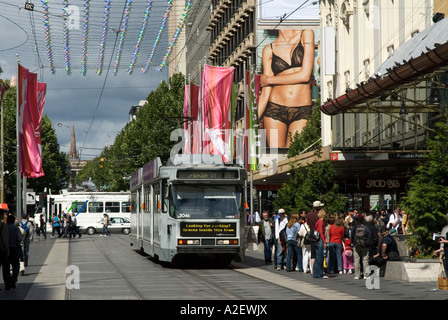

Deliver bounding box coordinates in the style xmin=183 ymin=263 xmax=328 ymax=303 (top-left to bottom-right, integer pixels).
xmin=69 ymin=201 xmax=131 ymax=214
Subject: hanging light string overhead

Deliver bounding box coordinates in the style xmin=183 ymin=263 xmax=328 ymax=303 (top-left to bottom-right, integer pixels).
xmin=97 ymin=0 xmax=112 ymax=75
xmin=141 ymin=0 xmax=173 ymax=73
xmin=156 ymin=0 xmax=192 ymax=72
xmin=41 ymin=0 xmax=55 ymax=74
xmin=62 ymin=0 xmax=71 ymax=75
xmin=112 ymin=0 xmax=133 ymax=75
xmin=33 ymin=0 xmax=193 ymax=75
xmin=128 ymin=0 xmax=154 ymax=75
xmin=81 ymin=0 xmax=91 ymax=76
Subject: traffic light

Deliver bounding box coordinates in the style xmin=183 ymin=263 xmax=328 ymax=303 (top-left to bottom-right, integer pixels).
xmin=39 ymin=192 xmax=47 ymax=207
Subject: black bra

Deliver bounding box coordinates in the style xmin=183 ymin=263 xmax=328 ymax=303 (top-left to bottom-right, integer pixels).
xmin=271 ymin=41 xmax=304 ymax=76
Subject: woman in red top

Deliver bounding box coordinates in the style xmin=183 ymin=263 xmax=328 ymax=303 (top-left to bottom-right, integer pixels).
xmin=313 ymin=209 xmax=329 ymax=279
xmin=328 ymin=217 xmax=345 ymax=274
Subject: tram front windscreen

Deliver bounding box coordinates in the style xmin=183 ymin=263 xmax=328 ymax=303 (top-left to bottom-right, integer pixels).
xmin=170 ymin=185 xmax=242 ymax=219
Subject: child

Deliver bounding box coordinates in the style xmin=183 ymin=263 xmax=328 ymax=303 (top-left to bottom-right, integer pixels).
xmin=342 ymin=237 xmax=354 ymax=274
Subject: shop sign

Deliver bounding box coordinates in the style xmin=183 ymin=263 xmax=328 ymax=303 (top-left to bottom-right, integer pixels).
xmin=330 ymin=153 xmax=388 ymax=161
xmin=359 ymin=178 xmax=406 ymax=191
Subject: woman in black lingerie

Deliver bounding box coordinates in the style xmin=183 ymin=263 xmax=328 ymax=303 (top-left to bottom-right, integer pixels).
xmin=258 ymin=29 xmax=315 ymax=148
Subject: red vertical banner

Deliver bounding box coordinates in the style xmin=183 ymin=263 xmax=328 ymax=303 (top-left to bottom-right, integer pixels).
xmin=189 ymin=83 xmax=199 ymax=154
xmin=201 ymin=65 xmax=234 ymax=162
xmin=183 ymin=84 xmax=191 ymax=154
xmin=183 ymin=83 xmax=199 ymax=154
xmin=18 ymin=64 xmax=46 ymax=178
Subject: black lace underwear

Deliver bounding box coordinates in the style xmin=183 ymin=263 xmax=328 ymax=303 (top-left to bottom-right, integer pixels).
xmin=263 ymin=101 xmax=312 ymax=125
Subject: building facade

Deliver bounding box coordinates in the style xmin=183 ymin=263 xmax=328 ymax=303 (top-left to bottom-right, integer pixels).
xmin=319 ymin=0 xmax=448 ymax=210
xmin=170 ymin=0 xmax=448 ymax=212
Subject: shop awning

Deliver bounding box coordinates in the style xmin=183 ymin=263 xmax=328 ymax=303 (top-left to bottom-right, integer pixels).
xmin=320 ymin=17 xmax=448 ymax=116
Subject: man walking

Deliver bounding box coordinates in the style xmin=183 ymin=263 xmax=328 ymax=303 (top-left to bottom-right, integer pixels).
xmin=351 ymin=215 xmax=371 ymax=280
xmin=258 ymin=211 xmax=274 ymax=263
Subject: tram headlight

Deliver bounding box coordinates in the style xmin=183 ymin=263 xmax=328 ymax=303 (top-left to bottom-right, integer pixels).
xmin=217 ymin=239 xmax=238 ymax=245
xmin=178 ymin=239 xmax=200 ymax=245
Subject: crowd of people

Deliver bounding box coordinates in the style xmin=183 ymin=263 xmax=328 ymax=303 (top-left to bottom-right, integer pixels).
xmin=50 ymin=211 xmax=82 ymax=239
xmin=256 ymin=201 xmax=404 ymax=279
xmin=0 ymin=207 xmax=87 ymax=291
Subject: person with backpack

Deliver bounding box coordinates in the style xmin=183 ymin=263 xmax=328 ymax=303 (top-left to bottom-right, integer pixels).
xmin=307 ymin=201 xmax=325 ymax=276
xmin=350 ymin=215 xmax=371 ymax=280
xmin=387 ymin=207 xmax=402 ymax=233
xmin=274 ymin=209 xmax=288 ymax=270
xmin=313 ymin=209 xmax=329 ymax=279
xmin=297 ymin=216 xmax=311 ymax=273
xmin=19 ymin=213 xmax=33 ymax=270
xmin=285 ymin=214 xmax=303 ymax=272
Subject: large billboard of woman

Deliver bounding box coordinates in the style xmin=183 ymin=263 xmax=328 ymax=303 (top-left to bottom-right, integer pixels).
xmin=258 ymin=29 xmax=316 ymax=148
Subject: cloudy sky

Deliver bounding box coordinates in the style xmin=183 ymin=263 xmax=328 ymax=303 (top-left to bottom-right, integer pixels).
xmin=0 ymin=0 xmax=183 ymax=160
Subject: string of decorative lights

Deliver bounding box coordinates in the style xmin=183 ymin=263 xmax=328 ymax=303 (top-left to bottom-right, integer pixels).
xmin=141 ymin=0 xmax=173 ymax=73
xmin=156 ymin=0 xmax=192 ymax=72
xmin=128 ymin=0 xmax=153 ymax=75
xmin=33 ymin=0 xmax=200 ymax=75
xmin=81 ymin=0 xmax=90 ymax=76
xmin=41 ymin=0 xmax=55 ymax=74
xmin=112 ymin=0 xmax=133 ymax=75
xmin=62 ymin=0 xmax=71 ymax=75
xmin=97 ymin=0 xmax=112 ymax=75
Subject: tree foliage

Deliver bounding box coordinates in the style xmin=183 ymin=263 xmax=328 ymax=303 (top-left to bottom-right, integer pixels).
xmin=401 ymin=121 xmax=448 ymax=254
xmin=274 ymin=159 xmax=347 ymax=214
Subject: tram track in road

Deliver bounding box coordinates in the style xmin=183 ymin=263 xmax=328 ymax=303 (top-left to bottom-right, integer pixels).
xmin=91 ymin=237 xmax=145 ymax=300
xmin=67 ymin=234 xmax=145 ymax=300
xmin=67 ymin=235 xmax=322 ymax=300
xmin=68 ymin=234 xmax=251 ymax=300
xmin=177 ymin=268 xmax=247 ymax=300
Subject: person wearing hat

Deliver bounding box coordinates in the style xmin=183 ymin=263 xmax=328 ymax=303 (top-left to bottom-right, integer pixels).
xmin=307 ymin=201 xmax=325 ymax=277
xmin=274 ymin=209 xmax=288 ymax=270
xmin=373 ymin=227 xmax=400 ymax=263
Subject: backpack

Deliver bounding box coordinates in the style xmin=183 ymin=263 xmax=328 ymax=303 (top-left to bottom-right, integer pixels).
xmin=279 ymin=227 xmax=287 ymax=245
xmin=20 ymin=220 xmax=30 ymax=238
xmin=354 ymin=225 xmax=368 ymax=249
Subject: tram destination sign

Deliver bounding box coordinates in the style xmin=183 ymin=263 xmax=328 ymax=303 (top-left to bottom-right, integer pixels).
xmin=177 ymin=170 xmax=238 ymax=180
xmin=180 ymin=222 xmax=237 ymax=237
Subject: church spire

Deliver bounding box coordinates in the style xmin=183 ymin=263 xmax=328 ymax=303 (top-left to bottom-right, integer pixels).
xmin=69 ymin=123 xmax=78 ymax=160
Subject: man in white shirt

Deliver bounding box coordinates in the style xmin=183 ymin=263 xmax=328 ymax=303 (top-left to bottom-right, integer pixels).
xmin=274 ymin=209 xmax=288 ymax=270
xmin=387 ymin=207 xmax=402 ymax=233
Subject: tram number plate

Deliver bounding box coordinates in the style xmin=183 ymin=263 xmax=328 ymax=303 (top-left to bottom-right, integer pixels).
xmin=180 ymin=222 xmax=236 ymax=237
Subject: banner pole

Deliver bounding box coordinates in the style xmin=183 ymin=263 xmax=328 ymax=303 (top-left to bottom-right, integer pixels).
xmin=16 ymin=58 xmax=22 ymax=216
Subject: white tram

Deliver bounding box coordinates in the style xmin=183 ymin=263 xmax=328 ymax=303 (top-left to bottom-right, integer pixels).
xmin=50 ymin=190 xmax=131 ymax=234
xmin=129 ymin=155 xmax=247 ymax=264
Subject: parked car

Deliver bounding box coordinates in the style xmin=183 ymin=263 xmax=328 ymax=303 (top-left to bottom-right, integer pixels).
xmin=84 ymin=217 xmax=131 ymax=235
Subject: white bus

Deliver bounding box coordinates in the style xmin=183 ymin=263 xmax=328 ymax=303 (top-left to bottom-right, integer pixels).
xmin=49 ymin=190 xmax=131 ymax=235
